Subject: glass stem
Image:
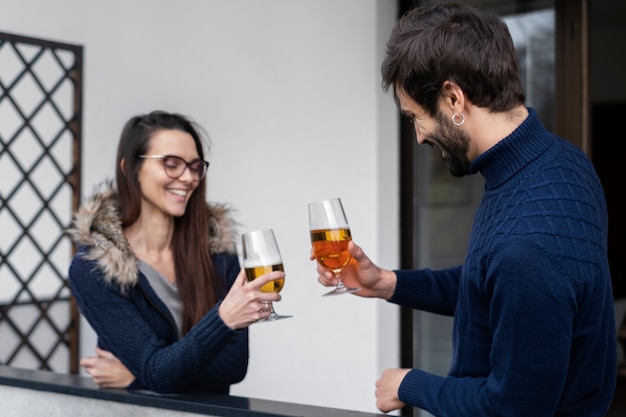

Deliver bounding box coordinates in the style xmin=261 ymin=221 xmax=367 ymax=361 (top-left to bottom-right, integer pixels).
xmin=267 ymin=301 xmax=278 ymax=319
xmin=334 ymin=271 xmax=345 ymax=290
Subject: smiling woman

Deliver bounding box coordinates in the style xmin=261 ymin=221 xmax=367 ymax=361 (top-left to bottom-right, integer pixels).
xmin=65 ymin=111 xmax=283 ymax=394
xmin=129 ymin=128 xmax=205 ymax=220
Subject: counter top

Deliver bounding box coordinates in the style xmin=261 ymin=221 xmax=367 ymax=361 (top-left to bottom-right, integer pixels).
xmin=0 ymin=365 xmax=384 ymax=417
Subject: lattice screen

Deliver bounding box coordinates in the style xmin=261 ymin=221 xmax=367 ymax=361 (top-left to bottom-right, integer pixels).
xmin=0 ymin=32 xmax=82 ymax=373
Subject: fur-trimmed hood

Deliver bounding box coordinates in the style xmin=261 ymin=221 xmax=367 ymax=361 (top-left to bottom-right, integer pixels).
xmin=66 ymin=181 xmax=238 ymax=289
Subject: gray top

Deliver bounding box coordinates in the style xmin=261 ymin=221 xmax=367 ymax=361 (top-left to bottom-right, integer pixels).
xmin=138 ymin=260 xmax=183 ymax=338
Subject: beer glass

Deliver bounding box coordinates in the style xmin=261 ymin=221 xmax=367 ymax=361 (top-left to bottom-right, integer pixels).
xmin=308 ymin=198 xmax=360 ymax=296
xmin=242 ymin=229 xmax=291 ymax=321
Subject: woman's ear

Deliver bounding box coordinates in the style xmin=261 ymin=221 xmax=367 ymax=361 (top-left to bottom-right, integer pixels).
xmin=120 ymin=158 xmax=126 ymax=176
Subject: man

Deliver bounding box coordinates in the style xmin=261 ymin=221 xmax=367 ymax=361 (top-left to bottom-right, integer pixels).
xmin=315 ymin=4 xmax=616 ymax=416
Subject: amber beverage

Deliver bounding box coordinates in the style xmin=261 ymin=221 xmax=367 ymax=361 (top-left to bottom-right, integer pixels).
xmin=310 ymin=228 xmax=352 ymax=272
xmin=245 ymin=264 xmax=285 ymax=293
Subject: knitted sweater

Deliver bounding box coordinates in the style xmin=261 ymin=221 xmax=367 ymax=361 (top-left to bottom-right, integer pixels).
xmin=391 ymin=109 xmax=616 ymax=417
xmin=67 ymin=184 xmax=247 ymax=394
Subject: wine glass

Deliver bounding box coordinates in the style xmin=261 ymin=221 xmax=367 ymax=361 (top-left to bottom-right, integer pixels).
xmin=241 ymin=229 xmax=292 ymax=321
xmin=308 ymin=198 xmax=360 ymax=296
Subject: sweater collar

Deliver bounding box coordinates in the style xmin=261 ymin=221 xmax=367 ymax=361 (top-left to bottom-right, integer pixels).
xmin=468 ymin=108 xmax=552 ymax=189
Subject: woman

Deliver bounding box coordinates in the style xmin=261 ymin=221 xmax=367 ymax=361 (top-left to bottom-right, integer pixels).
xmin=67 ymin=111 xmax=281 ymax=394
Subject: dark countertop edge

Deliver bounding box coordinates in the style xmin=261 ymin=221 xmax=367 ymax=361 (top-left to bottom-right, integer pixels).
xmin=0 ymin=365 xmax=383 ymax=417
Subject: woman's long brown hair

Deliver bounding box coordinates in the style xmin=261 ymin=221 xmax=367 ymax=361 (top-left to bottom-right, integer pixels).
xmin=115 ymin=111 xmax=219 ymax=334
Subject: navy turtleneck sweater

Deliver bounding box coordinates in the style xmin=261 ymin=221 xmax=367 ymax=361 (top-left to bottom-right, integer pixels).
xmin=392 ymin=108 xmax=616 ymax=417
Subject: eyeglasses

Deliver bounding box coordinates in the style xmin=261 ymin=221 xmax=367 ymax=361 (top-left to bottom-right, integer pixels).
xmin=138 ymin=155 xmax=209 ymax=181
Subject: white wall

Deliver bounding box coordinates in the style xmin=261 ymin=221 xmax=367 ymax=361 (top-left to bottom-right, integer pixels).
xmin=0 ymin=0 xmax=399 ymax=414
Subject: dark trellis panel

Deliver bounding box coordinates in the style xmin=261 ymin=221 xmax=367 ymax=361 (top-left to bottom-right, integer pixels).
xmin=0 ymin=31 xmax=82 ymax=374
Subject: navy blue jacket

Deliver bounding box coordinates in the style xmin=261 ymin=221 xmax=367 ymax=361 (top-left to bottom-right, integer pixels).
xmin=67 ymin=185 xmax=247 ymax=394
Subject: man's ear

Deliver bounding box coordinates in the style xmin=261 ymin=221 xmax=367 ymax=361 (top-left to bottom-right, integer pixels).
xmin=442 ymin=80 xmax=466 ymax=113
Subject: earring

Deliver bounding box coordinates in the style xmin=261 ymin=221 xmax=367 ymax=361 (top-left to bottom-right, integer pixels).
xmin=452 ymin=113 xmax=465 ymax=126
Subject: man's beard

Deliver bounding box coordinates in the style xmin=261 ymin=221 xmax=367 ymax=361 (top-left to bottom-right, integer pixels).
xmin=423 ymin=111 xmax=471 ymax=177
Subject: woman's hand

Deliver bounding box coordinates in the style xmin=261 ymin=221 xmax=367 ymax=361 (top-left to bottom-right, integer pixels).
xmin=218 ymin=269 xmax=282 ymax=329
xmin=311 ymin=240 xmax=397 ymax=300
xmin=80 ymin=347 xmax=135 ymax=388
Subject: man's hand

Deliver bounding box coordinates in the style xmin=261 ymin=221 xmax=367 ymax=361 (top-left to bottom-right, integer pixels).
xmin=375 ymin=368 xmax=410 ymax=413
xmin=312 ymin=240 xmax=397 ymax=300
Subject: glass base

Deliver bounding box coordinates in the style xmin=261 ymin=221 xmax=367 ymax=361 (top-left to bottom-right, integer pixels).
xmin=322 ymin=286 xmax=360 ymax=297
xmin=260 ymin=313 xmax=293 ymax=322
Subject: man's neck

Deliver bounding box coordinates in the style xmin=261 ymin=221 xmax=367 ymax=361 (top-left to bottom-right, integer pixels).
xmin=466 ymin=105 xmax=529 ymax=159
